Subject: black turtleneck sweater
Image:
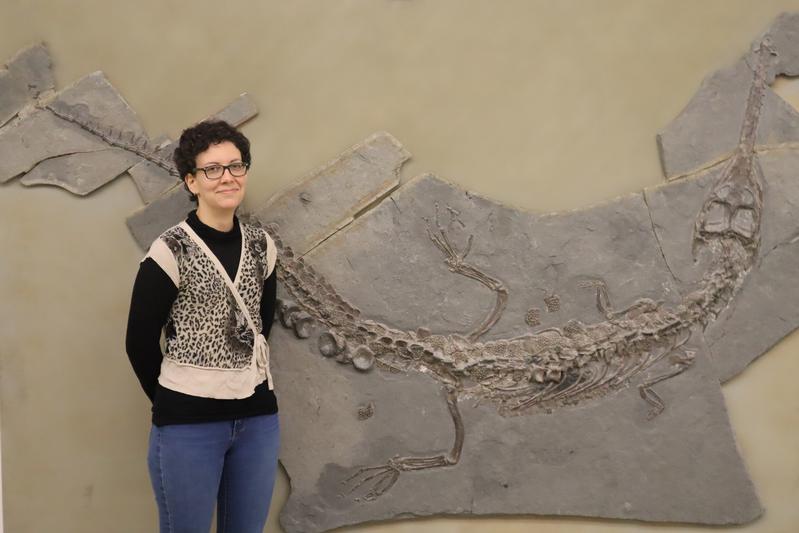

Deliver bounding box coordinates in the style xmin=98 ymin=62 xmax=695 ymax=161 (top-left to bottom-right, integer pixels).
xmin=125 ymin=210 xmax=278 ymax=426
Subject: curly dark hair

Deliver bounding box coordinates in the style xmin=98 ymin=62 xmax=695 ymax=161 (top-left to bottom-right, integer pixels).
xmin=173 ymin=120 xmax=251 ymax=202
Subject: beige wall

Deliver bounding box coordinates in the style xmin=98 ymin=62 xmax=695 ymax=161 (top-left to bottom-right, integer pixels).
xmin=1 ymin=1 xmax=798 ymax=532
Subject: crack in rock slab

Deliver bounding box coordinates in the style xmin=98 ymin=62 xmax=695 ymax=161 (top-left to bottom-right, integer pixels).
xmin=19 ymin=148 xmax=141 ymax=195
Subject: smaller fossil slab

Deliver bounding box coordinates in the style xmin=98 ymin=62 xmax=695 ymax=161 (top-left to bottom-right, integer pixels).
xmin=657 ymin=59 xmax=799 ymax=180
xmin=0 ymin=71 xmax=147 ymax=193
xmin=20 ymin=149 xmax=141 ymax=195
xmin=0 ymin=43 xmax=54 ymax=127
xmin=126 ymin=183 xmax=195 ymax=249
xmin=657 ymin=14 xmax=799 ymax=181
xmin=253 ymin=131 xmax=410 ymax=256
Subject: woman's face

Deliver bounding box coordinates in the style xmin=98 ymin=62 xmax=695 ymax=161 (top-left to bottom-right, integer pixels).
xmin=185 ymin=141 xmax=247 ymax=213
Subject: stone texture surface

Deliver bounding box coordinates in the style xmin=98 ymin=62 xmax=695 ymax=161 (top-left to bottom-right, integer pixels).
xmin=126 ymin=183 xmax=195 ymax=249
xmin=761 ymin=12 xmax=799 ymax=80
xmin=645 ymin=150 xmax=799 ymax=382
xmin=252 ymin=131 xmax=409 ymax=256
xmin=264 ymin=170 xmax=762 ymax=532
xmin=301 ymin=175 xmax=680 ymax=338
xmin=210 ymin=92 xmax=258 ymax=127
xmin=127 ymin=149 xmax=179 ymax=204
xmin=656 ymin=58 xmax=799 ymax=180
xmin=19 ymin=148 xmax=141 ymax=195
xmin=0 ymin=43 xmax=54 ymax=128
xmin=0 ymin=108 xmax=105 ymax=184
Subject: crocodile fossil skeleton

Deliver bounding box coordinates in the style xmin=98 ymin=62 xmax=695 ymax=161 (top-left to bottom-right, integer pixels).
xmin=264 ymin=39 xmax=776 ymax=502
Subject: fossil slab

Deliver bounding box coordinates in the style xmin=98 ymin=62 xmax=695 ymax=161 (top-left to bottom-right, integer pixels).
xmin=764 ymin=12 xmax=799 ymax=77
xmin=126 ymin=183 xmax=195 ymax=249
xmin=0 ymin=43 xmax=260 ymax=232
xmin=256 ymin=24 xmax=799 ymax=531
xmin=657 ymin=14 xmax=799 ymax=179
xmin=2 ymin=13 xmax=797 ymax=533
xmin=266 ymin=169 xmax=762 ymax=532
xmin=0 ymin=71 xmax=148 ymax=193
xmin=127 ymin=144 xmax=180 ymax=203
xmin=252 ymin=131 xmax=409 ymax=256
xmin=0 ymin=43 xmax=54 ymax=128
xmin=19 ymin=148 xmax=142 ymax=195
xmin=651 ymin=14 xmax=799 ymax=381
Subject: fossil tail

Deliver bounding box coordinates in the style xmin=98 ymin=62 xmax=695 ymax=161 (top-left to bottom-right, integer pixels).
xmin=45 ymin=100 xmax=179 ymax=176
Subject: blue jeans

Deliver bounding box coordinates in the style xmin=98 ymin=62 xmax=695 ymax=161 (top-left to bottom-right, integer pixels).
xmin=147 ymin=414 xmax=280 ymax=533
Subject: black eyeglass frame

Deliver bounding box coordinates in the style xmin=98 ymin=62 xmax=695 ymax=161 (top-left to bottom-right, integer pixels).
xmin=192 ymin=162 xmax=250 ymax=180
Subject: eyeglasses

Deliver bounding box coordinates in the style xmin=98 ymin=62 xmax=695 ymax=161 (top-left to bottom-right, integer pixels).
xmin=193 ymin=162 xmax=250 ymax=180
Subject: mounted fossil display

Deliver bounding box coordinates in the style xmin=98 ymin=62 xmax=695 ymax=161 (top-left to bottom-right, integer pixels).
xmin=2 ymin=12 xmax=799 ymax=533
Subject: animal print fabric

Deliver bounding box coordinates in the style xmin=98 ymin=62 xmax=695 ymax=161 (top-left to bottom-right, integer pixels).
xmin=159 ymin=223 xmax=269 ymax=370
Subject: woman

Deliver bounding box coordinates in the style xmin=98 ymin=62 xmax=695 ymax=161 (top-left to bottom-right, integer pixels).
xmin=125 ymin=120 xmax=279 ymax=533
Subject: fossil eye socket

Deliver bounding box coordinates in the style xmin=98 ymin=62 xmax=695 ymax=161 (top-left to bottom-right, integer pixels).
xmin=730 ymin=207 xmax=757 ymax=239
xmin=701 ymin=201 xmax=731 ymax=234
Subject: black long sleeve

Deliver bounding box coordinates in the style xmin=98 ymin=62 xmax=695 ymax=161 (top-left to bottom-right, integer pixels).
xmin=125 ymin=211 xmax=279 ymax=425
xmin=125 ymin=258 xmax=177 ymax=401
xmin=260 ymin=268 xmax=277 ymax=340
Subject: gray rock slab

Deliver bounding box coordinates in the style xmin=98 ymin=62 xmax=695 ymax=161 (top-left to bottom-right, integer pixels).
xmin=127 ymin=94 xmax=258 ymax=203
xmin=0 ymin=109 xmax=104 ymax=183
xmin=269 ymin=174 xmax=761 ymax=531
xmin=19 ymin=149 xmax=141 ymax=195
xmin=0 ymin=43 xmax=54 ymax=127
xmin=276 ymin=337 xmax=759 ymax=532
xmin=127 ymin=157 xmax=179 ymax=204
xmin=253 ymin=131 xmax=409 ymax=256
xmin=759 ymin=12 xmax=799 ymax=80
xmin=644 ymin=149 xmax=799 ymax=381
xmin=656 ymin=58 xmax=799 ymax=180
xmin=307 ymin=174 xmax=680 ymax=339
xmin=706 ymin=234 xmax=799 ymax=382
xmin=0 ymin=71 xmax=147 ymax=190
xmin=210 ymin=92 xmax=258 ymax=127
xmin=125 ymin=183 xmax=195 ymax=249
xmin=51 ymin=70 xmax=146 ymax=138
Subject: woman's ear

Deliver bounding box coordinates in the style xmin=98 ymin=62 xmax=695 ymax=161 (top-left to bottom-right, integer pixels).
xmin=185 ymin=173 xmax=198 ymax=196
